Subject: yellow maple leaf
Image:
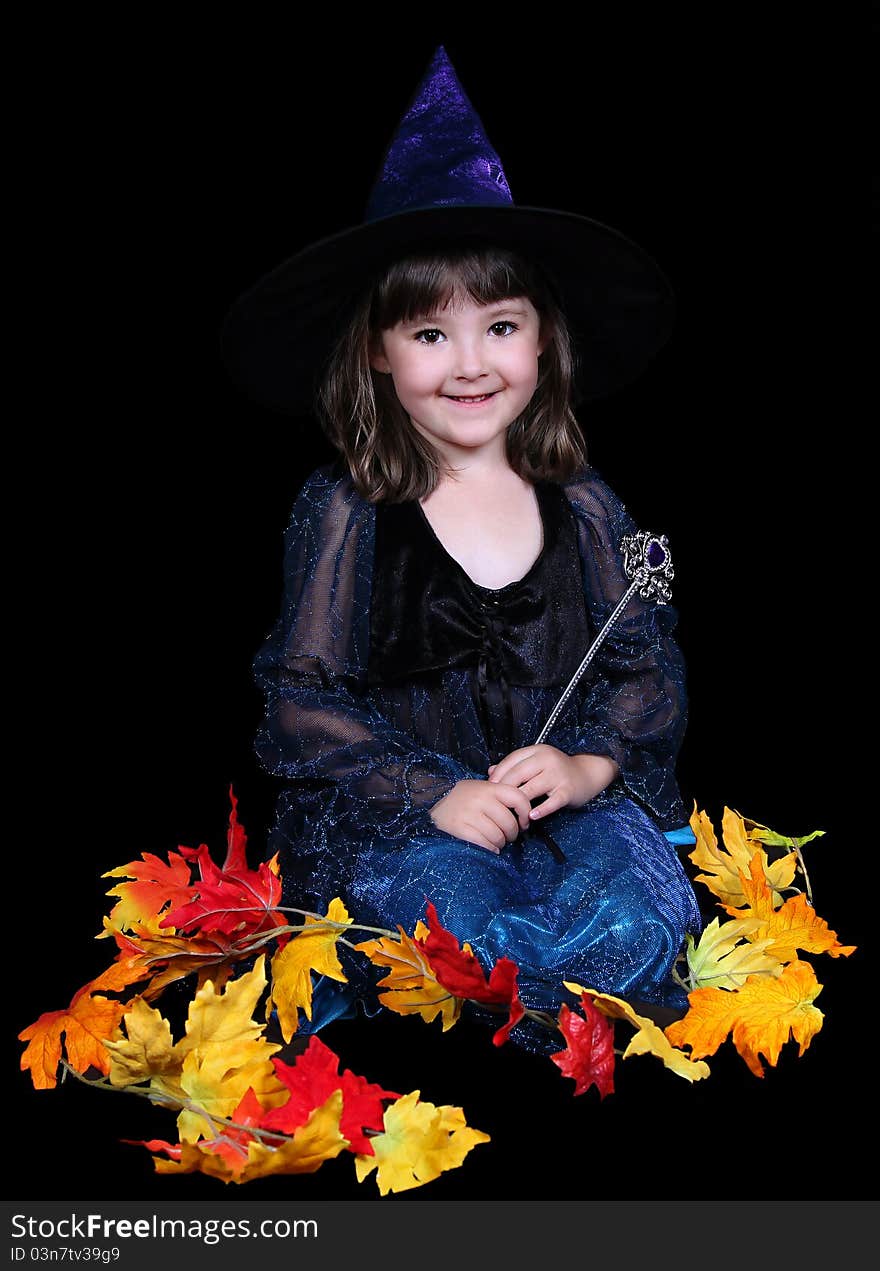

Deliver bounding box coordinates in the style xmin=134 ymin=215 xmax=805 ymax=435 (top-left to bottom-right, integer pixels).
xmin=729 ymin=854 xmax=857 ymax=962
xmin=563 ymin=981 xmax=711 ymax=1083
xmin=685 ymin=916 xmax=784 ymax=989
xmin=354 ymin=1090 xmax=490 ymax=1194
xmin=153 ymin=1090 xmax=349 ymax=1183
xmin=688 ymin=804 xmax=797 ymax=909
xmin=173 ymin=957 xmax=287 ymax=1141
xmin=354 ymin=919 xmax=462 ymax=1031
xmin=266 ymin=898 xmax=352 ymax=1042
xmin=104 ymin=996 xmax=178 ymax=1087
xmin=177 ymin=1043 xmax=287 ymax=1144
xmin=665 ymin=960 xmax=824 ymax=1077
xmin=105 ymin=957 xmax=287 ymax=1141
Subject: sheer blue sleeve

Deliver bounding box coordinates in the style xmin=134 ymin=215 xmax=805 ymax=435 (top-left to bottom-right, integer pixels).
xmin=551 ymin=471 xmax=689 ymax=830
xmin=252 ymin=465 xmax=472 ymax=842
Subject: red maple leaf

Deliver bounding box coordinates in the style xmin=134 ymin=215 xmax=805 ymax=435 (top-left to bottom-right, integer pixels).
xmin=262 ymin=1036 xmax=398 ymax=1155
xmin=550 ymin=996 xmax=616 ymax=1098
xmin=417 ymin=900 xmax=525 ymax=1046
xmin=222 ymin=784 xmax=249 ymax=871
xmin=162 ymin=786 xmax=287 ymax=943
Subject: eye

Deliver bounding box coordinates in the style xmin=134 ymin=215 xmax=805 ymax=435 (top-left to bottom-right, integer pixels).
xmin=413 ymin=320 xmax=520 ymax=344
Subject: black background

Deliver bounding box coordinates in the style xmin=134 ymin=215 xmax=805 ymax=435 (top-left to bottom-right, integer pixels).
xmin=13 ymin=13 xmax=863 ymax=1206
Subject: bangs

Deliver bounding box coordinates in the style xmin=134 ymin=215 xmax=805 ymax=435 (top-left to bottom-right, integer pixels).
xmin=369 ymin=242 xmax=552 ymax=331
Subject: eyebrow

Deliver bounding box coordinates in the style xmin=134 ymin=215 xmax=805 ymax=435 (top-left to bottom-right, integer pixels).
xmin=401 ymin=306 xmax=529 ymax=329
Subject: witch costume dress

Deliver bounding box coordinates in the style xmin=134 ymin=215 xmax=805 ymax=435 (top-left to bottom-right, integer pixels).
xmin=223 ymin=46 xmax=706 ymax=1052
xmin=251 ymin=458 xmax=703 ymax=1051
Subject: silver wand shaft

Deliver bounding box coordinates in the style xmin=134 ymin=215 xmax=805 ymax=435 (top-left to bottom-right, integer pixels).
xmin=533 ymin=529 xmax=675 ymax=746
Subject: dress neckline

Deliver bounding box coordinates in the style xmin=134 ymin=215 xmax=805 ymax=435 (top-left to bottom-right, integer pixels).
xmin=413 ymin=481 xmax=551 ymax=595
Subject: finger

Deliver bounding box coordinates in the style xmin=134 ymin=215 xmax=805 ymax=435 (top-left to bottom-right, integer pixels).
xmin=495 ymin=761 xmax=545 ymax=793
xmin=482 ymin=805 xmax=521 ymax=845
xmin=492 ymin=782 xmax=536 ymax=829
xmin=464 ymin=821 xmax=500 ymax=853
xmin=514 ymin=775 xmax=551 ymax=803
xmin=478 ymin=812 xmax=507 ymax=851
xmin=487 ymin=748 xmax=534 ymax=783
xmin=529 ymin=790 xmax=565 ymax=820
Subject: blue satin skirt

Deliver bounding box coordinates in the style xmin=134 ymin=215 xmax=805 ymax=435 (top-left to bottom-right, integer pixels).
xmin=304 ymin=795 xmax=703 ymax=1055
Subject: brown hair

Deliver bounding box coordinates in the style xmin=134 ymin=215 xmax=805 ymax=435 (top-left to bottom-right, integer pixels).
xmin=316 ymin=241 xmax=587 ymax=502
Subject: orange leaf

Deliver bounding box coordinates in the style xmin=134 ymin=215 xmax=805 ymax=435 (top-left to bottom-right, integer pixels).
xmin=728 ymin=854 xmax=856 ymax=962
xmin=665 ymin=960 xmax=824 ymax=1077
xmin=354 ymin=921 xmax=462 ymax=1031
xmin=84 ymin=956 xmax=154 ymax=996
xmin=19 ymin=993 xmax=129 ymax=1090
xmin=100 ymin=851 xmax=194 ymax=938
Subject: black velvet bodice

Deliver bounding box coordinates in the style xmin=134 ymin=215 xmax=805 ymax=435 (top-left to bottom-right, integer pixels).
xmin=368 ymin=481 xmax=591 ymax=761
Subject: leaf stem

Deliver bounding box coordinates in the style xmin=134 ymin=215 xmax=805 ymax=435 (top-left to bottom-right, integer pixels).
xmin=789 ymin=835 xmax=814 ymax=906
xmin=59 ymin=1062 xmax=297 ymax=1147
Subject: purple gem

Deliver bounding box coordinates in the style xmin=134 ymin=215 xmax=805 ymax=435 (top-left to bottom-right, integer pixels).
xmin=647 ymin=540 xmax=667 ymax=568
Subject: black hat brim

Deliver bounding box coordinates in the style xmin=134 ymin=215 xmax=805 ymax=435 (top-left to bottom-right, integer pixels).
xmin=219 ymin=204 xmax=675 ymax=416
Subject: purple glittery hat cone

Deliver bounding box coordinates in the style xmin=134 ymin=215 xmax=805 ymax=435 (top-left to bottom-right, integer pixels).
xmin=362 ymin=45 xmax=514 ymax=221
xmin=221 ymin=45 xmax=675 ymax=416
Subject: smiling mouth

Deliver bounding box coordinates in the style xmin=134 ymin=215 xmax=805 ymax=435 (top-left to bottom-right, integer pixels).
xmin=444 ymin=392 xmax=499 ymax=403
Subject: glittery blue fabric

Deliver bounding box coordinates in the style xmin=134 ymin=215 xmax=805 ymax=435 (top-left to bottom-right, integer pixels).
xmin=253 ymin=462 xmax=703 ymax=1053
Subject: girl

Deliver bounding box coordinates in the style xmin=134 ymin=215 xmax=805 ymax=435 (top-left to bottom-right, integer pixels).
xmin=221 ymin=47 xmax=703 ymax=1052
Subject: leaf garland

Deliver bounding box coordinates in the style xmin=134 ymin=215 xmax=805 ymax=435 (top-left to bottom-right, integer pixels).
xmin=18 ymin=788 xmax=853 ymax=1193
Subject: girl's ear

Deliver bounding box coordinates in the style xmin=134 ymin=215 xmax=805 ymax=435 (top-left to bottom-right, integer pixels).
xmin=368 ymin=336 xmax=391 ymax=374
xmin=538 ymin=324 xmax=552 ymax=358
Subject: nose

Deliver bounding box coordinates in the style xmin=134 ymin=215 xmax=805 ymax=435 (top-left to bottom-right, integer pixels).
xmin=449 ymin=331 xmax=492 ymax=381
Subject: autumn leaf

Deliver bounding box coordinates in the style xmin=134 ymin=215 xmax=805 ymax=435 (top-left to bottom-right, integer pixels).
xmin=103 ymin=788 xmax=286 ymax=948
xmin=104 ymin=995 xmax=178 ymax=1087
xmin=163 ymin=844 xmax=287 ymax=943
xmin=99 ymin=850 xmax=194 ymax=939
xmin=262 ymin=1035 xmax=398 ymax=1155
xmin=685 ymin=916 xmax=783 ymax=989
xmin=417 ymin=901 xmax=525 ymax=1046
xmin=221 ymin=784 xmax=249 ymax=871
xmin=550 ymin=996 xmax=615 ymax=1098
xmin=85 ymin=955 xmax=155 ymax=996
xmin=743 ymin=815 xmax=826 ymax=853
xmin=688 ymin=804 xmax=797 ymax=909
xmin=664 ymin=960 xmax=824 ymax=1077
xmin=563 ymin=982 xmax=711 ymax=1083
xmin=19 ymin=990 xmax=130 ymax=1090
xmin=104 ymin=956 xmax=287 ymax=1142
xmin=174 ymin=961 xmax=288 ymax=1141
xmin=266 ymin=898 xmax=352 ymax=1042
xmin=147 ymin=1089 xmax=349 ymax=1182
xmin=724 ymin=854 xmax=856 ymax=962
xmin=354 ymin=1090 xmax=490 ymax=1194
xmin=355 ymin=919 xmax=463 ymax=1031
xmin=106 ymin=925 xmax=241 ymax=1001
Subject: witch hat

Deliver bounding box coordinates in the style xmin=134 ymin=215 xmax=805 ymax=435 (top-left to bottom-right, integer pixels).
xmin=220 ymin=45 xmax=675 ymax=416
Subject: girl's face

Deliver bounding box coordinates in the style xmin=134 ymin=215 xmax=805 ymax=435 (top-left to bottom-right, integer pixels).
xmin=369 ymin=294 xmax=548 ymax=467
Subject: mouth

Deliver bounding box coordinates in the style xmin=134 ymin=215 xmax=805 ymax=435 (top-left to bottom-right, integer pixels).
xmin=443 ymin=391 xmax=500 ymax=406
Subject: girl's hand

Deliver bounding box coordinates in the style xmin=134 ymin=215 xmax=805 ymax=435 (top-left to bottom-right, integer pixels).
xmin=487 ymin=746 xmax=620 ymax=820
xmin=429 ymin=779 xmax=533 ymax=854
